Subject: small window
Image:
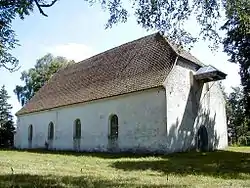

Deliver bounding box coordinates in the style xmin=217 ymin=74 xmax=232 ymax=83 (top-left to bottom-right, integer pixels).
xmin=28 ymin=124 xmax=33 ymax=141
xmin=74 ymin=119 xmax=81 ymax=139
xmin=109 ymin=114 xmax=118 ymax=139
xmin=48 ymin=122 xmax=54 ymax=140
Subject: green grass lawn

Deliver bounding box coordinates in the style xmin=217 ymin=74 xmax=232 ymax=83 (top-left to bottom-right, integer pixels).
xmin=0 ymin=147 xmax=249 ymax=188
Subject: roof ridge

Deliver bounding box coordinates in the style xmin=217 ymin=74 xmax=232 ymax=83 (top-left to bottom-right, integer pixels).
xmin=75 ymin=32 xmax=159 ymax=65
xmin=15 ymin=32 xmax=181 ymax=116
xmin=163 ymin=37 xmax=204 ymax=67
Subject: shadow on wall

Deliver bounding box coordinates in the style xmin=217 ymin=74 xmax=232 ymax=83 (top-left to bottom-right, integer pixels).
xmin=166 ymin=78 xmax=219 ymax=153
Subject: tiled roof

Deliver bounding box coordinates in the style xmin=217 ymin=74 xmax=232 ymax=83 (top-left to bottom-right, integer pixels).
xmin=168 ymin=41 xmax=204 ymax=67
xmin=16 ymin=32 xmax=202 ymax=116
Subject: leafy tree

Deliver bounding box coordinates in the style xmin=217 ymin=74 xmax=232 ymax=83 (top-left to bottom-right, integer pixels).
xmin=0 ymin=85 xmax=15 ymax=147
xmin=222 ymin=0 xmax=250 ymax=117
xmin=1 ymin=0 xmax=249 ymax=71
xmin=14 ymin=53 xmax=74 ymax=106
xmin=0 ymin=0 xmax=59 ymax=71
xmin=82 ymin=0 xmax=249 ymax=49
xmin=226 ymin=87 xmax=250 ymax=145
xmin=0 ymin=0 xmax=223 ymax=70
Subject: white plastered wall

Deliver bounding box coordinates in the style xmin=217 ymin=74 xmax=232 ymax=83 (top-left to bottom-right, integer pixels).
xmin=163 ymin=59 xmax=228 ymax=152
xmin=15 ymin=87 xmax=169 ymax=152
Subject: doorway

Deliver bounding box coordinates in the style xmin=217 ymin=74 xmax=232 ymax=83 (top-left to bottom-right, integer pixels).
xmin=197 ymin=125 xmax=208 ymax=152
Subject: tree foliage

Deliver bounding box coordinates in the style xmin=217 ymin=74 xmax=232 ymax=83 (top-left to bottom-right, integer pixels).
xmin=226 ymin=87 xmax=250 ymax=146
xmin=0 ymin=0 xmax=248 ymax=71
xmin=0 ymin=0 xmax=249 ymax=71
xmin=0 ymin=0 xmax=59 ymax=71
xmin=88 ymin=0 xmax=249 ymax=48
xmin=0 ymin=85 xmax=15 ymax=147
xmin=222 ymin=0 xmax=250 ymax=117
xmin=14 ymin=53 xmax=74 ymax=106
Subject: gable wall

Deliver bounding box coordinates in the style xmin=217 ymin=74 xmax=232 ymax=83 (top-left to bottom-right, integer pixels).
xmin=15 ymin=87 xmax=168 ymax=152
xmin=163 ymin=58 xmax=228 ymax=152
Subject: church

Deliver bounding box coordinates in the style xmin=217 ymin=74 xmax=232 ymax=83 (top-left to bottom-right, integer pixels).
xmin=14 ymin=33 xmax=228 ymax=153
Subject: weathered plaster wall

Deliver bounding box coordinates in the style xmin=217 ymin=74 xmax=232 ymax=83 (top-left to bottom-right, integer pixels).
xmin=15 ymin=59 xmax=228 ymax=153
xmin=15 ymin=87 xmax=168 ymax=152
xmin=202 ymin=81 xmax=228 ymax=149
xmin=163 ymin=59 xmax=228 ymax=152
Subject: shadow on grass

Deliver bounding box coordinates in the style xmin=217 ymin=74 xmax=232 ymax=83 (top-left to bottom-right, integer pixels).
xmin=2 ymin=148 xmax=250 ymax=180
xmin=111 ymin=150 xmax=250 ymax=180
xmin=3 ymin=148 xmax=166 ymax=159
xmin=0 ymin=174 xmax=186 ymax=188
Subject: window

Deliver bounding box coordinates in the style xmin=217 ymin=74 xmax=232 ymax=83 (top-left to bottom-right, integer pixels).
xmin=48 ymin=122 xmax=54 ymax=140
xmin=109 ymin=114 xmax=118 ymax=139
xmin=74 ymin=119 xmax=81 ymax=139
xmin=28 ymin=124 xmax=33 ymax=141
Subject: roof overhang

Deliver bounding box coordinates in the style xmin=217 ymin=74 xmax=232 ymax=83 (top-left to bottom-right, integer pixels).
xmin=194 ymin=65 xmax=227 ymax=82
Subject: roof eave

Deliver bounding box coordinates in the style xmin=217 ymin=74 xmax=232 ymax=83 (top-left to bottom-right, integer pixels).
xmin=194 ymin=71 xmax=227 ymax=82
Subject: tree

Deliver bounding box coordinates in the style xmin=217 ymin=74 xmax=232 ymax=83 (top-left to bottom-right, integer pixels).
xmin=1 ymin=0 xmax=249 ymax=71
xmin=222 ymin=0 xmax=250 ymax=117
xmin=0 ymin=0 xmax=224 ymax=69
xmin=0 ymin=85 xmax=15 ymax=147
xmin=14 ymin=53 xmax=74 ymax=106
xmin=83 ymin=0 xmax=249 ymax=49
xmin=226 ymin=87 xmax=250 ymax=145
xmin=0 ymin=0 xmax=58 ymax=71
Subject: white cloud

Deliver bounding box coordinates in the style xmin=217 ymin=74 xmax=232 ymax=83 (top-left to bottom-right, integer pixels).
xmin=47 ymin=43 xmax=95 ymax=62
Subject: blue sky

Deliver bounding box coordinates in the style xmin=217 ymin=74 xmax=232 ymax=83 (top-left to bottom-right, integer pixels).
xmin=0 ymin=0 xmax=240 ymax=120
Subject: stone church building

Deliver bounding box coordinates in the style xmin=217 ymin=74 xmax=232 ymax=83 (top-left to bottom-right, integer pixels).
xmin=14 ymin=33 xmax=228 ymax=153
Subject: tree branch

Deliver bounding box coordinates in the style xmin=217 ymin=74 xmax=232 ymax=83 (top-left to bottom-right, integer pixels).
xmin=34 ymin=0 xmax=59 ymax=17
xmin=39 ymin=0 xmax=58 ymax=7
xmin=1 ymin=63 xmax=19 ymax=73
xmin=34 ymin=0 xmax=48 ymax=17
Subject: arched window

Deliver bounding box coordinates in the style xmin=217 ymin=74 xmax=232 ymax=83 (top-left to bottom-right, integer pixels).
xmin=28 ymin=124 xmax=33 ymax=141
xmin=48 ymin=122 xmax=54 ymax=140
xmin=109 ymin=114 xmax=118 ymax=139
xmin=74 ymin=119 xmax=81 ymax=139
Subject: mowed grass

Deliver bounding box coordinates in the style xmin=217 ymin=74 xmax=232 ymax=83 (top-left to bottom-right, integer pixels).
xmin=0 ymin=147 xmax=249 ymax=188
